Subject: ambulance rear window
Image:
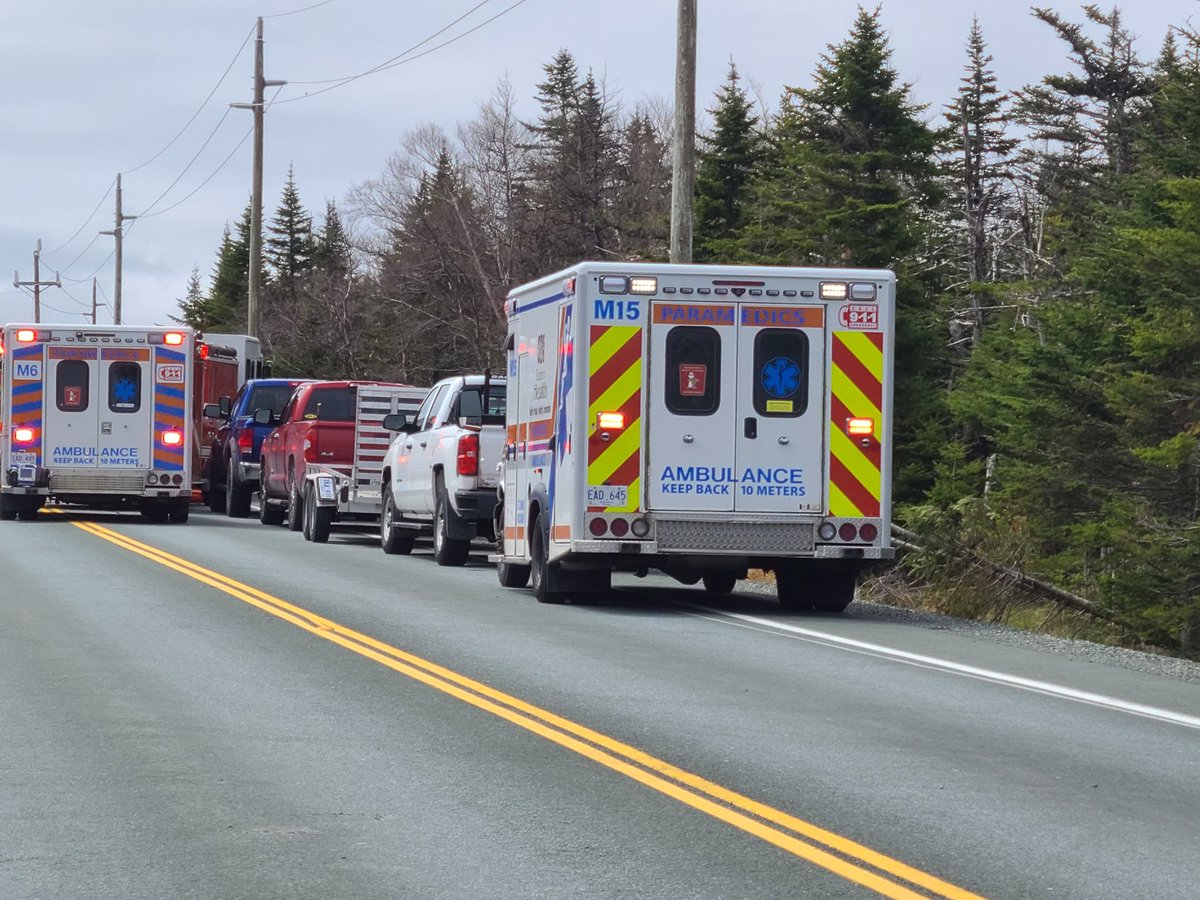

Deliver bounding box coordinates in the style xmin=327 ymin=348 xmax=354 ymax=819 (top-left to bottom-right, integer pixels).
xmin=108 ymin=362 xmax=142 ymax=413
xmin=56 ymin=360 xmax=90 ymax=412
xmin=753 ymin=329 xmax=809 ymax=418
xmin=665 ymin=326 xmax=720 ymax=416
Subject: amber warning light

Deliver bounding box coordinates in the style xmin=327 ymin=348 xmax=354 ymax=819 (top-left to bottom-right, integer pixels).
xmin=164 ymin=332 xmax=185 ymax=346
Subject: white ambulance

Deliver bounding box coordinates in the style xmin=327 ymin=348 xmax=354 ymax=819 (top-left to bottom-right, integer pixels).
xmin=1 ymin=324 xmax=196 ymax=522
xmin=491 ymin=263 xmax=895 ymax=611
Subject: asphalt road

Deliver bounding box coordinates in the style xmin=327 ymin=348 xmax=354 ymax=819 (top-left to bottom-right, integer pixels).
xmin=2 ymin=507 xmax=1198 ymax=899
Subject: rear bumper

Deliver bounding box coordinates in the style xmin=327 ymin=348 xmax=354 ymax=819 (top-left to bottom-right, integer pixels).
xmin=453 ymin=488 xmax=498 ymax=522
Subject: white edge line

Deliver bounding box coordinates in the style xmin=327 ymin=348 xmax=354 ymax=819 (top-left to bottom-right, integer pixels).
xmin=683 ymin=604 xmax=1200 ymax=731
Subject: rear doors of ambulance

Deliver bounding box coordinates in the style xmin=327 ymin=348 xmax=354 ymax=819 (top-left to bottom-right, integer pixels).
xmin=645 ymin=296 xmax=826 ymax=515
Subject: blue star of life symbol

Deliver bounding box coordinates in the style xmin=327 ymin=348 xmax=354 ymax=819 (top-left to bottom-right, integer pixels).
xmin=113 ymin=378 xmax=138 ymax=404
xmin=761 ymin=357 xmax=800 ymax=398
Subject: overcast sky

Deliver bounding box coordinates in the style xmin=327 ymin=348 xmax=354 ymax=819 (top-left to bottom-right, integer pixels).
xmin=1 ymin=0 xmax=1195 ymax=328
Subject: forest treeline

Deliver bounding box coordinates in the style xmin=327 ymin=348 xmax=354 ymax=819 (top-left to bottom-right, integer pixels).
xmin=177 ymin=6 xmax=1200 ymax=656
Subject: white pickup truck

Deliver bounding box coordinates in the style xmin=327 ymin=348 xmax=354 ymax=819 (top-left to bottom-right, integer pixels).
xmin=379 ymin=375 xmax=506 ymax=565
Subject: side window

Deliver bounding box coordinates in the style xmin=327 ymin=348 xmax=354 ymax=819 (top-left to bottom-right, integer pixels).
xmin=56 ymin=360 xmax=90 ymax=412
xmin=278 ymin=394 xmax=298 ymax=425
xmin=665 ymin=327 xmax=720 ymax=416
xmin=107 ymin=362 xmax=142 ymax=413
xmin=420 ymin=385 xmax=449 ymax=430
xmin=753 ymin=329 xmax=809 ymax=418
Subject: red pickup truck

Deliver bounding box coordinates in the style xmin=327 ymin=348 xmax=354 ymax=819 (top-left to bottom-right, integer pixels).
xmin=257 ymin=380 xmax=416 ymax=529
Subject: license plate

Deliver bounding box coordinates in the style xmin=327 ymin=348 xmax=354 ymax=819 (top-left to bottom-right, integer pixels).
xmin=316 ymin=476 xmax=336 ymax=502
xmin=587 ymin=485 xmax=628 ymax=507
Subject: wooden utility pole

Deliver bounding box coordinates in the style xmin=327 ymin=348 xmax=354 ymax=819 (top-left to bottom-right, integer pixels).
xmin=13 ymin=239 xmax=61 ymax=323
xmin=92 ymin=278 xmax=99 ymax=325
xmin=231 ymin=17 xmax=286 ymax=339
xmin=99 ymin=173 xmax=135 ymax=324
xmin=669 ymin=0 xmax=697 ymax=263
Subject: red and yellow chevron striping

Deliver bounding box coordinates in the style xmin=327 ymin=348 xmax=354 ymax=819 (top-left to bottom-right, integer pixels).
xmin=587 ymin=324 xmax=643 ymax=512
xmin=828 ymin=331 xmax=884 ymax=517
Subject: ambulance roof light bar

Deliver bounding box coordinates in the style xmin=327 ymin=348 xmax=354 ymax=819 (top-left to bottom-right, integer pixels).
xmin=15 ymin=328 xmax=44 ymax=342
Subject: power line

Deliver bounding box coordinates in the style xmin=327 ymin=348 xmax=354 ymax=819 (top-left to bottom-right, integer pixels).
xmin=277 ymin=0 xmax=530 ymax=103
xmin=135 ymin=107 xmax=238 ymax=218
xmin=265 ymin=0 xmax=339 ymax=18
xmin=122 ymin=23 xmax=257 ymax=176
xmin=45 ymin=178 xmax=116 ymax=255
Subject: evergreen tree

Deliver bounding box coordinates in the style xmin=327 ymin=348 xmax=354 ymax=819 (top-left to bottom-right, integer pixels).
xmin=525 ymin=50 xmax=620 ymax=267
xmin=265 ymin=164 xmax=315 ymax=285
xmin=943 ymin=19 xmax=1018 ymax=345
xmin=693 ymin=61 xmax=763 ymax=263
xmin=206 ymin=204 xmax=253 ymax=331
xmin=174 ymin=265 xmax=211 ymax=329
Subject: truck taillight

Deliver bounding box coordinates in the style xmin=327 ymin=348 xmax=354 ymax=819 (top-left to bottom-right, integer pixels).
xmin=237 ymin=429 xmax=254 ymax=454
xmin=457 ymin=432 xmax=479 ymax=477
xmin=161 ymin=429 xmax=183 ymax=447
xmin=13 ymin=426 xmax=36 ymax=444
xmin=303 ymin=437 xmax=315 ymax=461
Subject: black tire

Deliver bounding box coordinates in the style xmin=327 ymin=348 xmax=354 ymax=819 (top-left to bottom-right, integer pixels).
xmin=810 ymin=568 xmax=857 ymax=613
xmin=702 ymin=573 xmax=738 ymax=595
xmin=168 ymin=498 xmax=190 ymax=524
xmin=432 ymin=484 xmax=470 ymax=567
xmin=286 ymin=479 xmax=304 ymax=532
xmin=208 ymin=457 xmax=227 ymax=513
xmin=139 ymin=500 xmax=169 ymax=523
xmin=305 ymin=484 xmax=332 ymax=543
xmin=530 ymin=519 xmax=567 ymax=604
xmin=259 ymin=489 xmax=285 ymax=526
xmin=775 ymin=566 xmax=812 ymax=612
xmin=380 ymin=486 xmax=415 ymax=555
xmin=225 ymin=459 xmax=252 ymax=518
xmin=0 ymin=494 xmax=16 ymax=521
xmin=497 ymin=560 xmax=531 ymax=588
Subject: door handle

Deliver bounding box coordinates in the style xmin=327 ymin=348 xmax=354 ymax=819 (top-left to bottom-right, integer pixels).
xmin=744 ymin=417 xmax=758 ymax=439
xmin=419 ymin=442 xmax=427 ymax=449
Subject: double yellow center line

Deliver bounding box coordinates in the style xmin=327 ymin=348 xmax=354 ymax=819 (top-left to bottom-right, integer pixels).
xmin=72 ymin=518 xmax=985 ymax=900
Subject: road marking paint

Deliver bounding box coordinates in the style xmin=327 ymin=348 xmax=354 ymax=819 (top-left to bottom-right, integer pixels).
xmin=66 ymin=518 xmax=985 ymax=900
xmin=683 ymin=605 xmax=1200 ymax=731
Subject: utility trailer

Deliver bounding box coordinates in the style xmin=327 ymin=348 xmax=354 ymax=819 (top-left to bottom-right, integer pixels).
xmin=297 ymin=383 xmax=427 ymax=542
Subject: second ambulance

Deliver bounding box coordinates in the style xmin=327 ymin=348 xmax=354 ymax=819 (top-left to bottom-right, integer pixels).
xmin=491 ymin=262 xmax=895 ymax=611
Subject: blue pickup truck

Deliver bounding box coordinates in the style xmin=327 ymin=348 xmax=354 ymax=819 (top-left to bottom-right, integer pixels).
xmin=204 ymin=378 xmax=312 ymax=517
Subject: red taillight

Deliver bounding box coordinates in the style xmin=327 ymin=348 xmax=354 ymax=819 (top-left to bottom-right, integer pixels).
xmin=609 ymin=518 xmax=629 ymax=537
xmin=198 ymin=342 xmax=210 ymax=360
xmin=302 ymin=436 xmax=316 ymax=462
xmin=838 ymin=523 xmax=858 ymax=542
xmin=859 ymin=523 xmax=878 ymax=543
xmin=14 ymin=426 xmax=36 ymax=443
xmin=457 ymin=432 xmax=479 ymax=476
xmin=588 ymin=517 xmax=608 ymax=537
xmin=161 ymin=430 xmax=183 ymax=447
xmin=237 ymin=429 xmax=254 ymax=453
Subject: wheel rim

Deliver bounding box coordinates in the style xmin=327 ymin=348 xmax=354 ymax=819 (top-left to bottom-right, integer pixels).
xmin=434 ymin=501 xmax=444 ymax=553
xmin=531 ymin=529 xmax=544 ymax=592
xmin=382 ymin=495 xmax=392 ymax=542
